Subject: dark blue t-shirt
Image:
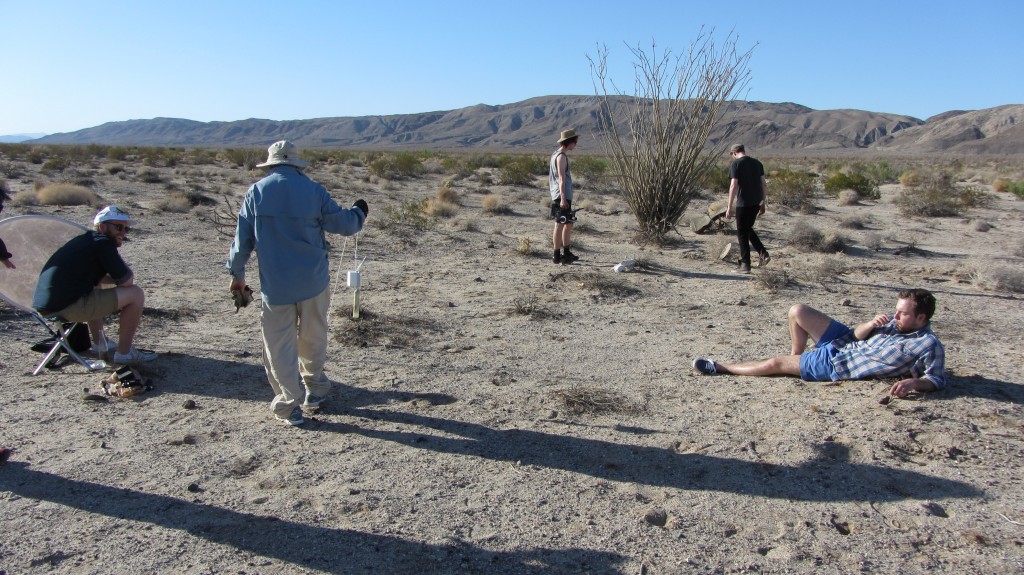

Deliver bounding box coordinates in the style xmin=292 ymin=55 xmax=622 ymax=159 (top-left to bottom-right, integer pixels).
xmin=728 ymin=155 xmax=765 ymax=207
xmin=32 ymin=231 xmax=131 ymax=314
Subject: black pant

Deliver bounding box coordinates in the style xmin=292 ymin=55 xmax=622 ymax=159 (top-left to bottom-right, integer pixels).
xmin=734 ymin=206 xmax=766 ymax=265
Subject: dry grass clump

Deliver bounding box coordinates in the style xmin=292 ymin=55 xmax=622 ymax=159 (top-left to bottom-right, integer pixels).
xmin=511 ymin=294 xmax=545 ymax=317
xmin=802 ymin=256 xmax=848 ymax=285
xmin=973 ymin=266 xmax=1024 ymax=293
xmin=423 ymin=198 xmax=459 ymax=218
xmin=972 ymin=219 xmax=992 ymax=232
xmin=755 ymin=268 xmax=791 ymax=293
xmin=333 ymin=309 xmax=441 ymax=348
xmin=436 ymin=180 xmax=460 ymax=205
xmin=863 ymin=232 xmax=884 ymax=251
xmin=787 ymin=221 xmax=847 ymax=253
xmin=482 ymin=194 xmax=512 ymax=215
xmin=10 ymin=190 xmax=38 ymax=206
xmin=550 ymin=384 xmax=644 ymax=416
xmin=838 ymin=214 xmax=867 ymax=229
xmin=36 ymin=183 xmax=97 ymax=206
xmin=992 ymin=178 xmax=1010 ymax=193
xmin=515 ymin=236 xmax=533 ymax=256
xmin=837 ymin=189 xmax=860 ymax=206
xmin=767 ymin=167 xmax=817 ymax=213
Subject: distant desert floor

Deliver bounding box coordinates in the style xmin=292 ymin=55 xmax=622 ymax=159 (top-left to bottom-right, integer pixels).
xmin=1 ymin=152 xmax=1023 ymax=574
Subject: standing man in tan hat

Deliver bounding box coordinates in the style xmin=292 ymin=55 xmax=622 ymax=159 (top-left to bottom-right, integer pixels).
xmin=549 ymin=129 xmax=579 ymax=264
xmin=227 ymin=140 xmax=368 ymax=427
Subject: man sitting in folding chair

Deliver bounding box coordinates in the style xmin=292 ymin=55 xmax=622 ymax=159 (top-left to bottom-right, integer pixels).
xmin=32 ymin=206 xmax=158 ymax=366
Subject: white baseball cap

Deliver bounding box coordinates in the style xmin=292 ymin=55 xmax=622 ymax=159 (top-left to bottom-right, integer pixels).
xmin=93 ymin=205 xmax=137 ymax=226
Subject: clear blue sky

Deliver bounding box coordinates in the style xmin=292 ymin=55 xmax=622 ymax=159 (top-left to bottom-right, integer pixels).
xmin=2 ymin=0 xmax=1021 ymax=135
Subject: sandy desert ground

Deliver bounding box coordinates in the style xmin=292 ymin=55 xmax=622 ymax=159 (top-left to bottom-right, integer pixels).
xmin=1 ymin=150 xmax=1023 ymax=574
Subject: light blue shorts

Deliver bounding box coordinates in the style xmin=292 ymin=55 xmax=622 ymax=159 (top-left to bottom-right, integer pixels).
xmin=799 ymin=320 xmax=853 ymax=382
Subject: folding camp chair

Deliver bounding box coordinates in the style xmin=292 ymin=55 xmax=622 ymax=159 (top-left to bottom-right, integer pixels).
xmin=0 ymin=215 xmax=107 ymax=374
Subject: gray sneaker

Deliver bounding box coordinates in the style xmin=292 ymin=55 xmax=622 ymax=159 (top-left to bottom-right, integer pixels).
xmin=303 ymin=394 xmax=326 ymax=412
xmin=275 ymin=406 xmax=305 ymax=426
xmin=692 ymin=358 xmax=718 ymax=375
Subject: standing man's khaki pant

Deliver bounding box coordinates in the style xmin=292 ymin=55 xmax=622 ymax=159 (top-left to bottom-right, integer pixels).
xmin=261 ymin=287 xmax=332 ymax=418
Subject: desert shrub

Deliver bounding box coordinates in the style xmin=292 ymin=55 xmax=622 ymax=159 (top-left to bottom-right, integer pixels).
xmin=378 ymin=199 xmax=434 ymax=231
xmin=10 ymin=190 xmax=38 ymax=206
xmin=573 ymin=156 xmax=610 ymax=181
xmin=106 ymin=146 xmax=131 ymax=161
xmin=972 ymin=219 xmax=992 ymax=232
xmin=855 ymin=160 xmax=901 ymax=185
xmin=803 ymin=256 xmax=848 ymax=284
xmin=899 ymin=170 xmax=921 ymax=187
xmin=497 ymin=156 xmax=544 ymax=186
xmin=992 ymin=178 xmax=1010 ymax=193
xmin=824 ymin=172 xmax=879 ymax=200
xmin=895 ymin=170 xmax=991 ymax=217
xmin=0 ymin=160 xmax=22 ymax=179
xmin=1008 ymin=180 xmax=1024 ymax=200
xmin=974 ymin=266 xmax=1024 ymax=293
xmin=838 ymin=214 xmax=867 ymax=229
xmin=103 ymin=164 xmax=125 ymax=175
xmin=701 ymin=164 xmax=732 ymax=192
xmin=368 ymin=152 xmax=424 ymax=179
xmin=837 ymin=189 xmax=860 ymax=206
xmin=423 ymin=198 xmax=458 ymax=217
xmin=155 ymin=193 xmax=193 ymax=213
xmin=40 ymin=157 xmax=69 ymax=173
xmin=436 ymin=180 xmax=460 ymax=204
xmin=787 ymin=221 xmax=847 ymax=253
xmin=482 ymin=194 xmax=512 ymax=215
xmin=755 ymin=268 xmax=791 ymax=293
xmin=136 ymin=169 xmax=163 ymax=183
xmin=36 ymin=183 xmax=97 ymax=206
xmin=769 ymin=168 xmax=817 ymax=212
xmin=515 ymin=236 xmax=533 ymax=256
xmin=863 ymin=232 xmax=883 ymax=251
xmin=223 ymin=148 xmax=265 ymax=170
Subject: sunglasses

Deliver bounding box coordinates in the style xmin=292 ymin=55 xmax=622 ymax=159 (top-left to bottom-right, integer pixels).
xmin=106 ymin=222 xmax=131 ymax=233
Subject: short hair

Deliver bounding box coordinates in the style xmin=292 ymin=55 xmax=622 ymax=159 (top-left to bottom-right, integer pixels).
xmin=730 ymin=144 xmax=745 ymax=154
xmin=899 ymin=288 xmax=936 ymax=321
xmin=563 ymin=136 xmax=578 ymax=146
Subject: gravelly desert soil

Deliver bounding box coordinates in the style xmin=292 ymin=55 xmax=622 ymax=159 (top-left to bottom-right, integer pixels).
xmin=1 ymin=152 xmax=1022 ymax=574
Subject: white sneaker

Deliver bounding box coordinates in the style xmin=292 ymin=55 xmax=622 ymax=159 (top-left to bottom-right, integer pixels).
xmin=113 ymin=347 xmax=158 ymax=364
xmin=91 ymin=338 xmax=118 ymax=356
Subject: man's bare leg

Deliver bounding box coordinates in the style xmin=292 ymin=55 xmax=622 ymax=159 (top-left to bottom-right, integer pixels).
xmin=788 ymin=304 xmax=835 ymax=355
xmin=714 ymin=354 xmax=802 ymax=377
xmin=114 ymin=285 xmax=145 ymax=354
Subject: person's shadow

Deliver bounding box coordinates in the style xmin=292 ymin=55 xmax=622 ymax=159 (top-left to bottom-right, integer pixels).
xmin=309 ymin=403 xmax=982 ymax=503
xmin=0 ymin=462 xmax=627 ymax=574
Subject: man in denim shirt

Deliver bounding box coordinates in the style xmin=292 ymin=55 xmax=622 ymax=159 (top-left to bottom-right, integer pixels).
xmin=692 ymin=288 xmax=945 ymax=398
xmin=227 ymin=141 xmax=367 ymax=426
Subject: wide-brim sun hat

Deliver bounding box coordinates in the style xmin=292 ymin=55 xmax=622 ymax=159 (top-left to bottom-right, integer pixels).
xmin=94 ymin=205 xmax=137 ymax=226
xmin=256 ymin=140 xmax=309 ymax=168
xmin=557 ymin=129 xmax=578 ymax=144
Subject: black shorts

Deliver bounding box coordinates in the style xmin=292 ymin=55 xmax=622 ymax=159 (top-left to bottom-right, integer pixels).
xmin=551 ymin=199 xmax=574 ymax=223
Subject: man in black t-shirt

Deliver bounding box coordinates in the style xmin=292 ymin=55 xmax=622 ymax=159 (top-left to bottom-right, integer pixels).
xmin=726 ymin=144 xmax=770 ymax=274
xmin=32 ymin=206 xmax=157 ymax=364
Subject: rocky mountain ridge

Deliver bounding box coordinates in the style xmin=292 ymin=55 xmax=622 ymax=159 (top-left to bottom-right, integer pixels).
xmin=26 ymin=96 xmax=1024 ymax=155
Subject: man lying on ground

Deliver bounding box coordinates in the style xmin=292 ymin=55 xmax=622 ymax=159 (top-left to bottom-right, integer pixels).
xmin=692 ymin=288 xmax=945 ymax=398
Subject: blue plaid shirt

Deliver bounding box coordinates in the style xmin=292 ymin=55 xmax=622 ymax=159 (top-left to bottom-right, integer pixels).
xmin=829 ymin=320 xmax=946 ymax=388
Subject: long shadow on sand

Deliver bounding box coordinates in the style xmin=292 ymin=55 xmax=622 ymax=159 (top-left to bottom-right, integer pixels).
xmin=0 ymin=463 xmax=626 ymax=574
xmin=313 ymin=405 xmax=982 ymax=504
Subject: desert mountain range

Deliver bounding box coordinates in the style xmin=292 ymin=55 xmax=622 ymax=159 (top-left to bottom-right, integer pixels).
xmin=27 ymin=96 xmax=1024 ymax=155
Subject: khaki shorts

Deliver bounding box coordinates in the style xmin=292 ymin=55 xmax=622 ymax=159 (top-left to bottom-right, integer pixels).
xmin=54 ymin=288 xmax=119 ymax=322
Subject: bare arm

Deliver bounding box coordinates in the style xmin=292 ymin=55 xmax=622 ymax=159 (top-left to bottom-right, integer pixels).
xmin=726 ymin=179 xmax=739 ymax=218
xmin=557 ymin=154 xmax=569 ymax=209
xmin=853 ymin=313 xmax=890 ymax=340
xmin=890 ymin=378 xmax=937 ymax=398
xmin=758 ymin=176 xmax=768 ymax=215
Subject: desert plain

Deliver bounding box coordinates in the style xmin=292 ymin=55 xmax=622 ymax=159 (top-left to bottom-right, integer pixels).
xmin=0 ymin=147 xmax=1023 ymax=574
